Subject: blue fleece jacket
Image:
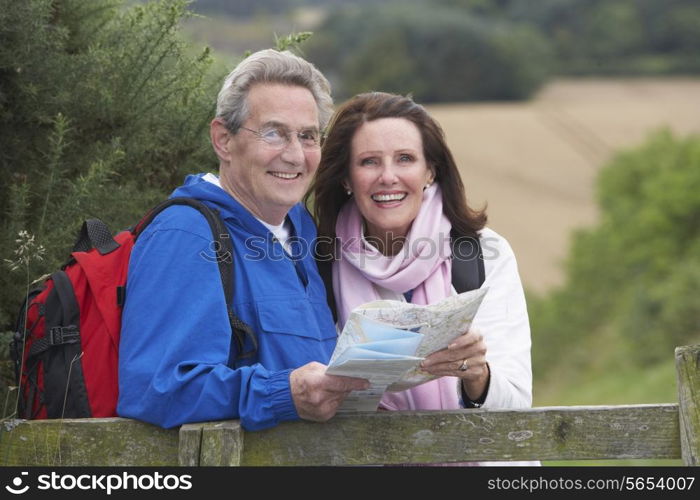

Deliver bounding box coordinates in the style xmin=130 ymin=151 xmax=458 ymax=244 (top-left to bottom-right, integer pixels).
xmin=117 ymin=174 xmax=337 ymax=430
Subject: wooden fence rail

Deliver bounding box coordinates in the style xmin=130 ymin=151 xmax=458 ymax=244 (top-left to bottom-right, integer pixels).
xmin=1 ymin=345 xmax=697 ymax=466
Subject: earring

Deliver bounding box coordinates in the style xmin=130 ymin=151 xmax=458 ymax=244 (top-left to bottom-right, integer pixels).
xmin=346 ymin=189 xmax=352 ymax=196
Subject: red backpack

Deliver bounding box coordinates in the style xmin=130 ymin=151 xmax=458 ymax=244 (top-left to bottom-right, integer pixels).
xmin=11 ymin=197 xmax=255 ymax=419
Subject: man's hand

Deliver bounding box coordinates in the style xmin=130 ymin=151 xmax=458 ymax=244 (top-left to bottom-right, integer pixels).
xmin=290 ymin=362 xmax=369 ymax=422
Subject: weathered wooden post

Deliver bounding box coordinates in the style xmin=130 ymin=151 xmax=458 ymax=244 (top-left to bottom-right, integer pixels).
xmin=177 ymin=421 xmax=244 ymax=466
xmin=199 ymin=421 xmax=243 ymax=466
xmin=675 ymin=344 xmax=700 ymax=466
xmin=179 ymin=423 xmax=204 ymax=466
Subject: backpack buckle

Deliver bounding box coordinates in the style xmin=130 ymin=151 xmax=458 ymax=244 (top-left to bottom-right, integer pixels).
xmin=49 ymin=325 xmax=80 ymax=345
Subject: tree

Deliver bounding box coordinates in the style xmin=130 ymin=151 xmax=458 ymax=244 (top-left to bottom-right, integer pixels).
xmin=530 ymin=130 xmax=700 ymax=381
xmin=306 ymin=2 xmax=553 ymax=102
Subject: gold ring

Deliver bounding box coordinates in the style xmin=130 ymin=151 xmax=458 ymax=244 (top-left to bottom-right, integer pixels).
xmin=459 ymin=359 xmax=469 ymax=371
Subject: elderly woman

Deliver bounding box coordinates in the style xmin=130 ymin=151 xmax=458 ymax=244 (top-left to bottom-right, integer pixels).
xmin=309 ymin=92 xmax=534 ymax=425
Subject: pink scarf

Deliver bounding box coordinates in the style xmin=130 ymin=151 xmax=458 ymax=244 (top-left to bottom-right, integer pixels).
xmin=333 ymin=184 xmax=461 ymax=411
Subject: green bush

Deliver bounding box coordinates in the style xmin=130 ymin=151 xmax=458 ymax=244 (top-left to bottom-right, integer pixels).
xmin=493 ymin=0 xmax=700 ymax=75
xmin=531 ymin=130 xmax=700 ymax=379
xmin=0 ymin=0 xmax=224 ymax=332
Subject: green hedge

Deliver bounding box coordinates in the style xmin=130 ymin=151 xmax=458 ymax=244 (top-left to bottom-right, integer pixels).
xmin=530 ymin=129 xmax=700 ymax=382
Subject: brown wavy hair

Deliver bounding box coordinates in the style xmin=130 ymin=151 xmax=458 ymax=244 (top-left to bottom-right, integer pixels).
xmin=306 ymin=92 xmax=486 ymax=258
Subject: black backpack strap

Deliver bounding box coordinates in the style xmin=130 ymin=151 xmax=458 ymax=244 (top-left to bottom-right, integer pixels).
xmin=316 ymin=256 xmax=338 ymax=324
xmin=452 ymin=232 xmax=488 ymax=409
xmin=134 ymin=197 xmax=257 ymax=360
xmin=40 ymin=270 xmax=92 ymax=418
xmin=27 ymin=273 xmax=81 ymax=359
xmin=451 ymin=232 xmax=485 ymax=294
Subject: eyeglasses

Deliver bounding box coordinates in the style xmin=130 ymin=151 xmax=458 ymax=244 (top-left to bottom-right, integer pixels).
xmin=239 ymin=125 xmax=322 ymax=151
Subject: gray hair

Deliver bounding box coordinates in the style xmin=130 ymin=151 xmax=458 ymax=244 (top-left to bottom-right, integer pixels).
xmin=216 ymin=49 xmax=333 ymax=132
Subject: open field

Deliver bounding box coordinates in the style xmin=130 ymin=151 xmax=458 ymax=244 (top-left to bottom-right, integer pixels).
xmin=427 ymin=78 xmax=700 ymax=294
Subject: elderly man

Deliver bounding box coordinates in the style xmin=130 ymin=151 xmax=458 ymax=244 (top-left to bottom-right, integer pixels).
xmin=117 ymin=49 xmax=368 ymax=431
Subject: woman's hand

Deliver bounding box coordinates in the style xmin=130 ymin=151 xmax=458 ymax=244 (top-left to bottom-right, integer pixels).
xmin=420 ymin=329 xmax=490 ymax=402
